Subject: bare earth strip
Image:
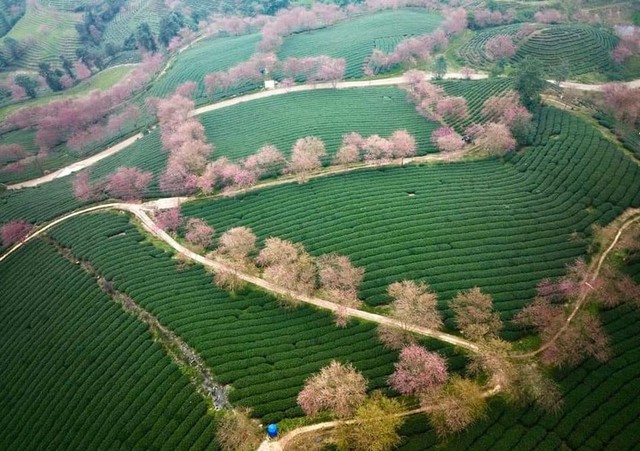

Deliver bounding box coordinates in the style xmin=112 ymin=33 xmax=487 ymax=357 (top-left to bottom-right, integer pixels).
xmin=10 ymin=72 xmax=637 ymax=191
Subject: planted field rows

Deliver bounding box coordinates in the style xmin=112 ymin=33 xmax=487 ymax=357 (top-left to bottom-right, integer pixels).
xmin=0 ymin=240 xmax=217 ymax=450
xmin=48 ymin=212 xmax=467 ymax=424
xmin=148 ymin=33 xmax=263 ymax=104
xmin=438 ymin=77 xmax=513 ymax=129
xmin=398 ymin=303 xmax=640 ymax=450
xmin=459 ymin=23 xmax=617 ymax=76
xmin=182 ymin=108 xmax=640 ymax=334
xmin=0 ymin=84 xmax=441 ymax=224
xmin=513 ymin=24 xmax=617 ymax=76
xmin=457 ymin=23 xmax=524 ymax=69
xmin=0 ymin=2 xmax=82 ymax=70
xmin=198 ymin=86 xmax=439 ymax=162
xmin=278 ymin=8 xmax=442 ymax=78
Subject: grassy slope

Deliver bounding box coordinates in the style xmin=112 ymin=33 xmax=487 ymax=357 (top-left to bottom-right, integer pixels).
xmin=0 ymin=64 xmax=138 ymax=123
xmin=278 ymin=8 xmax=443 ymax=78
xmin=180 ymin=108 xmax=640 ymax=327
xmin=0 ymin=239 xmax=218 ymax=450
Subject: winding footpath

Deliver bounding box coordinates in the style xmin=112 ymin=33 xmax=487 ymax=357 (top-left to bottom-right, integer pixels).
xmin=0 ymin=201 xmax=479 ymax=352
xmin=8 ymin=72 xmax=640 ymax=191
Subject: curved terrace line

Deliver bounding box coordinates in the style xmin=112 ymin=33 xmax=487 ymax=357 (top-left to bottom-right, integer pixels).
xmin=7 ymin=72 xmax=638 ymax=191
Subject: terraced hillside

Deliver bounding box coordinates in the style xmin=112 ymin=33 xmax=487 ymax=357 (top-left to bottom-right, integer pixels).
xmin=181 ymin=108 xmax=640 ymax=330
xmin=278 ymin=8 xmax=442 ymax=78
xmin=0 ymin=239 xmax=218 ymax=450
xmin=459 ymin=23 xmax=618 ymax=77
xmin=47 ymin=212 xmax=467 ymax=423
xmin=457 ymin=23 xmax=523 ymax=69
xmin=513 ymin=24 xmax=617 ymax=76
xmin=0 ymin=1 xmax=82 ymax=70
xmin=148 ymin=33 xmax=262 ymax=103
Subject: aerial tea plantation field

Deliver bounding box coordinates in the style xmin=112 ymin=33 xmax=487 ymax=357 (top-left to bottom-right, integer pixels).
xmin=0 ymin=240 xmax=218 ymax=450
xmin=459 ymin=23 xmax=618 ymax=77
xmin=182 ymin=108 xmax=640 ymax=331
xmin=48 ymin=212 xmax=468 ymax=423
xmin=397 ymin=261 xmax=640 ymax=449
xmin=278 ymin=8 xmax=442 ymax=78
xmin=147 ymin=33 xmax=263 ymax=103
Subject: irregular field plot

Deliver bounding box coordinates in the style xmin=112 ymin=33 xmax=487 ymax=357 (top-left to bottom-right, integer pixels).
xmin=278 ymin=8 xmax=442 ymax=78
xmin=513 ymin=24 xmax=617 ymax=76
xmin=48 ymin=212 xmax=467 ymax=423
xmin=0 ymin=240 xmax=217 ymax=450
xmin=182 ymin=108 xmax=640 ymax=331
xmin=398 ymin=303 xmax=640 ymax=450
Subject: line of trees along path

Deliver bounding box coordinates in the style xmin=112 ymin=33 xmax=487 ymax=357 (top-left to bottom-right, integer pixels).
xmin=8 ymin=72 xmax=640 ymax=191
xmin=3 ymin=202 xmax=638 ymax=356
xmin=2 ymin=202 xmax=638 ymax=451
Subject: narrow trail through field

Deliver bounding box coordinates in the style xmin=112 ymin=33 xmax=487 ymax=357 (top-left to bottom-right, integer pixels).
xmin=518 ymin=209 xmax=640 ymax=359
xmin=0 ymin=201 xmax=479 ymax=351
xmin=7 ymin=72 xmax=639 ymax=191
xmin=264 ymin=385 xmax=503 ymax=450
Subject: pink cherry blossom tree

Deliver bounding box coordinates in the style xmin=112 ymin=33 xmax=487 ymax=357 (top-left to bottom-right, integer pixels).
xmin=286 ymin=136 xmax=327 ymax=182
xmin=217 ymin=226 xmax=257 ymax=263
xmin=184 ymin=217 xmax=214 ymax=248
xmin=362 ymin=134 xmax=393 ymax=164
xmin=297 ymin=361 xmax=367 ymax=419
xmin=1 ymin=220 xmax=33 ymax=246
xmin=389 ymin=129 xmax=417 ymax=163
xmin=105 ymin=166 xmax=153 ymax=201
xmin=432 ymin=127 xmax=465 ymax=153
xmin=388 ymin=280 xmax=443 ymax=330
xmin=243 ymin=144 xmax=286 ymax=177
xmin=72 ymin=171 xmax=102 ymax=201
xmin=475 ymin=123 xmax=516 ymax=156
xmin=388 ymin=344 xmax=448 ymax=396
xmin=435 ymin=96 xmax=469 ymax=122
xmin=485 ymin=35 xmax=517 ymax=61
xmin=534 ymin=8 xmax=565 ymax=24
xmin=154 ymin=208 xmax=182 ymax=233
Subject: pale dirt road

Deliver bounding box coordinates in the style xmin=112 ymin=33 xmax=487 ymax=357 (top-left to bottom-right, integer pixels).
xmin=5 ymin=71 xmax=481 ymax=190
xmin=7 ymin=72 xmax=640 ymax=191
xmin=0 ymin=201 xmax=479 ymax=352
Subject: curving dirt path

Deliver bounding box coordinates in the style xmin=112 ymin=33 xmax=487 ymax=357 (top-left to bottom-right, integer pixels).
xmin=0 ymin=202 xmax=479 ymax=352
xmin=518 ymin=210 xmax=640 ymax=359
xmin=4 ymin=71 xmax=482 ymax=191
xmin=7 ymin=72 xmax=640 ymax=191
xmin=267 ymin=384 xmax=503 ymax=450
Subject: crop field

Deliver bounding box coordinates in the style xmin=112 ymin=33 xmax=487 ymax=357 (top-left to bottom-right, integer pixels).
xmin=459 ymin=23 xmax=617 ymax=77
xmin=181 ymin=108 xmax=640 ymax=331
xmin=0 ymin=239 xmax=217 ymax=450
xmin=513 ymin=25 xmax=617 ymax=76
xmin=147 ymin=33 xmax=262 ymax=103
xmin=198 ymin=86 xmax=439 ymax=162
xmin=48 ymin=212 xmax=467 ymax=423
xmin=397 ymin=302 xmax=640 ymax=450
xmin=457 ymin=23 xmax=524 ymax=69
xmin=278 ymin=8 xmax=442 ymax=78
xmin=437 ymin=77 xmax=513 ymax=129
xmin=0 ymin=1 xmax=82 ymax=70
xmin=102 ymin=0 xmax=168 ymax=46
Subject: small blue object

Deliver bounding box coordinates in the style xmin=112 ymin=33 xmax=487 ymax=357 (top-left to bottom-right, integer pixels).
xmin=267 ymin=424 xmax=278 ymax=438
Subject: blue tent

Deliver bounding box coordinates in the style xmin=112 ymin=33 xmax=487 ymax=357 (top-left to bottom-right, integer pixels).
xmin=267 ymin=423 xmax=278 ymax=438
